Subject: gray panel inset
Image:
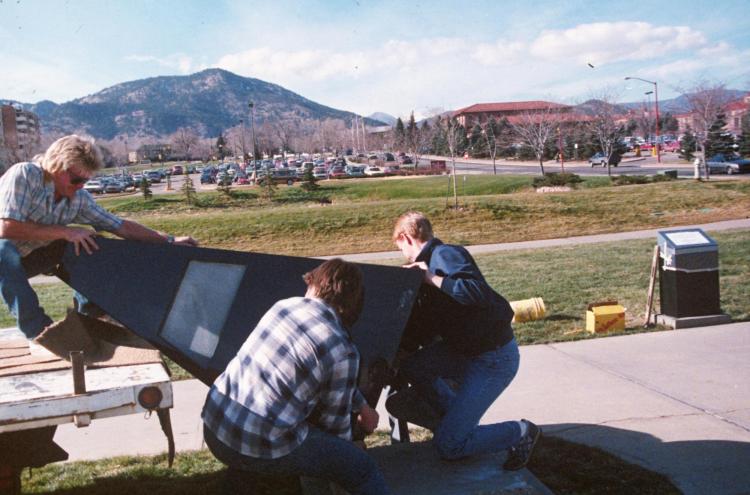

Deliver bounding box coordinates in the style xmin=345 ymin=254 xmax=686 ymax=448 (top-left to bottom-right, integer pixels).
xmin=161 ymin=261 xmax=246 ymax=365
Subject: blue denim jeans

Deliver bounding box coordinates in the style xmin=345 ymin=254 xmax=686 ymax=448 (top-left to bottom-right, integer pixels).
xmin=0 ymin=239 xmax=99 ymax=338
xmin=204 ymin=424 xmax=389 ymax=495
xmin=399 ymin=338 xmax=522 ymax=460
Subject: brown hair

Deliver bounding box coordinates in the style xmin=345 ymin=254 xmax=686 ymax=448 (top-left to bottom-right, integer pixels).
xmin=303 ymin=258 xmax=365 ymax=328
xmin=42 ymin=135 xmax=103 ymax=175
xmin=392 ymin=211 xmax=434 ymax=242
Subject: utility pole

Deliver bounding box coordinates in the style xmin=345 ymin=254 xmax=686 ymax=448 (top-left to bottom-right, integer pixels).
xmin=249 ymin=101 xmax=257 ymax=162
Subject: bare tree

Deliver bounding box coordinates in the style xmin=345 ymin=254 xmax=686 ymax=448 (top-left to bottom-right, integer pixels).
xmin=444 ymin=117 xmax=466 ymax=209
xmin=678 ymin=80 xmax=733 ymax=179
xmin=482 ymin=117 xmax=512 ymax=175
xmin=586 ymin=91 xmax=626 ymax=177
xmin=510 ymin=104 xmax=562 ymax=175
xmin=170 ymin=127 xmax=200 ymax=161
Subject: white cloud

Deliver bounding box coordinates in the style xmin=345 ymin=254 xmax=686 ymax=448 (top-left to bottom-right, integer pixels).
xmin=124 ymin=53 xmax=199 ymax=74
xmin=471 ymin=40 xmax=526 ymax=66
xmin=529 ymin=22 xmax=706 ymax=65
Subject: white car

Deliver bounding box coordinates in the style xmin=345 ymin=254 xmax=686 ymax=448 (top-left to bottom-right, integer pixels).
xmin=83 ymin=180 xmax=104 ymax=194
xmin=364 ymin=166 xmax=384 ymax=177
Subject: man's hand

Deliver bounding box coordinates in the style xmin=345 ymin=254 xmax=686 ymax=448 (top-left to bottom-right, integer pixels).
xmin=356 ymin=404 xmax=379 ymax=434
xmin=403 ymin=261 xmax=443 ymax=288
xmin=65 ymin=227 xmax=99 ymax=256
xmin=173 ymin=236 xmax=198 ymax=247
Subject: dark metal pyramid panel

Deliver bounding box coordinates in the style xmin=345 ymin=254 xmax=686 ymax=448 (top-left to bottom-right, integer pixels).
xmin=60 ymin=238 xmax=422 ymax=386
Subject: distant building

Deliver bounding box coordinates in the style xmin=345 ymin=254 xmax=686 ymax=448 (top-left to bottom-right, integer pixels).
xmin=675 ymin=93 xmax=750 ymax=136
xmin=1 ymin=104 xmax=41 ymax=162
xmin=136 ymin=144 xmax=172 ymax=162
xmin=453 ymin=101 xmax=574 ymax=127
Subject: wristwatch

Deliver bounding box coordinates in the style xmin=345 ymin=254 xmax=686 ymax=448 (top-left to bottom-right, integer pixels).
xmin=166 ymin=234 xmax=175 ymax=244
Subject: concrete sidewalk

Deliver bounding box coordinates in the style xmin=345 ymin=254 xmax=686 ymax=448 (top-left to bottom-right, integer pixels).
xmin=54 ymin=322 xmax=750 ymax=494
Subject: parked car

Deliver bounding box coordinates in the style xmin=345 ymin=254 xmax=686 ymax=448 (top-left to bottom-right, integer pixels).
xmin=171 ymin=165 xmax=184 ymax=175
xmin=384 ymin=152 xmax=396 ymax=162
xmin=312 ymin=166 xmax=328 ymax=179
xmin=271 ymin=168 xmax=298 ymax=185
xmin=383 ymin=165 xmax=401 ymax=175
xmin=588 ymin=152 xmax=620 ymax=167
xmin=400 ymin=156 xmax=413 ymax=165
xmin=83 ymin=180 xmax=104 ymax=194
xmin=364 ymin=166 xmax=384 ymax=177
xmin=104 ymin=181 xmax=124 ymax=193
xmin=200 ymin=170 xmax=215 ymax=184
xmin=706 ymin=154 xmax=750 ymax=175
xmin=328 ymin=166 xmax=348 ymax=179
xmin=662 ymin=141 xmax=680 ymax=153
xmin=346 ymin=165 xmax=365 ymax=178
xmin=145 ymin=170 xmax=162 ymax=183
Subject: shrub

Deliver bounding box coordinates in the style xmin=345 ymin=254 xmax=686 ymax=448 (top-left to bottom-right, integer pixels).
xmin=533 ymin=173 xmax=583 ymax=188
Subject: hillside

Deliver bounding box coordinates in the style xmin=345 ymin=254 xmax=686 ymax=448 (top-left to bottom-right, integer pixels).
xmin=4 ymin=69 xmax=383 ymax=139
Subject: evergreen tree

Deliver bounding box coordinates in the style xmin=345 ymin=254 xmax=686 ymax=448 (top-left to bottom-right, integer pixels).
xmin=394 ymin=118 xmax=406 ymax=150
xmin=181 ymin=174 xmax=197 ymax=205
xmin=659 ymin=113 xmax=679 ymax=134
xmin=469 ymin=124 xmax=483 ymax=157
xmin=216 ymin=134 xmax=228 ymax=159
xmin=258 ymin=173 xmax=277 ymax=202
xmin=679 ymin=126 xmax=696 ymax=161
xmin=217 ymin=173 xmax=233 ymax=198
xmin=737 ymin=114 xmax=750 ymax=157
xmin=140 ymin=176 xmax=152 ymax=200
xmin=300 ymin=167 xmax=319 ymax=192
xmin=704 ymin=113 xmax=734 ymax=157
xmin=431 ymin=118 xmax=448 ymax=155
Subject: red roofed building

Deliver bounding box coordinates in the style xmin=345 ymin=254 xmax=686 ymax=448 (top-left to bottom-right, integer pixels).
xmin=675 ymin=93 xmax=749 ymax=136
xmin=453 ymin=100 xmax=576 ymax=127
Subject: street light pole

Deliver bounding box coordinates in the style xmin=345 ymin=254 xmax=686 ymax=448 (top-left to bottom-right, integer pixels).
xmin=625 ymin=76 xmax=661 ymax=163
xmin=248 ymin=101 xmax=257 ymax=162
xmin=239 ymin=119 xmax=247 ymax=164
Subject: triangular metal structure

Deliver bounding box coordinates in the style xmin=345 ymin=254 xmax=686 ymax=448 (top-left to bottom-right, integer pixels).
xmin=60 ymin=238 xmax=423 ymax=386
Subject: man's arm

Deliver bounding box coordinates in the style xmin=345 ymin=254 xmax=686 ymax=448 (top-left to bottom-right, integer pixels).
xmin=0 ymin=219 xmax=100 ymax=255
xmin=113 ymin=220 xmax=197 ymax=246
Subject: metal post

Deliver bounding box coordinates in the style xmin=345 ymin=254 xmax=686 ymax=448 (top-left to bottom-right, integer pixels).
xmin=654 ymin=81 xmax=661 ymax=163
xmin=249 ymin=101 xmax=257 ymax=162
xmin=239 ymin=119 xmax=246 ymax=163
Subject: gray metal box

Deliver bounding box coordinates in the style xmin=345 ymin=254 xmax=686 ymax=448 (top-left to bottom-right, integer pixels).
xmin=657 ymin=228 xmax=718 ymax=272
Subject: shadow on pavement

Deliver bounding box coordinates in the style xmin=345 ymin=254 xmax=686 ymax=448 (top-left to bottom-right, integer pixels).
xmin=544 ymin=422 xmax=750 ymax=495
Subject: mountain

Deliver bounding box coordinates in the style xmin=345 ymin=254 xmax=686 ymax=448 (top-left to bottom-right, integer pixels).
xmin=367 ymin=112 xmax=396 ymax=126
xmin=4 ymin=69 xmax=384 ymax=139
xmin=619 ymin=89 xmax=748 ymax=114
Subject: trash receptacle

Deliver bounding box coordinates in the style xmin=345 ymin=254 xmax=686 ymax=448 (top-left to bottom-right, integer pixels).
xmin=657 ymin=229 xmax=720 ymax=318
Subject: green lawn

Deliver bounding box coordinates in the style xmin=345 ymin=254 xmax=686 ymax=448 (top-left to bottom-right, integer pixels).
xmin=20 ymin=432 xmax=679 ymax=495
xmin=96 ymin=177 xmax=750 ymax=256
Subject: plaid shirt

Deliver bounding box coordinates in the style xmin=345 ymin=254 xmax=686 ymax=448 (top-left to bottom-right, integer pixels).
xmin=202 ymin=296 xmax=366 ymax=459
xmin=0 ymin=162 xmax=123 ymax=256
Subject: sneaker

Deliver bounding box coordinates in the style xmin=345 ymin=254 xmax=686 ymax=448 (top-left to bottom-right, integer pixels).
xmin=503 ymin=419 xmax=541 ymax=471
xmin=385 ymin=388 xmax=441 ymax=431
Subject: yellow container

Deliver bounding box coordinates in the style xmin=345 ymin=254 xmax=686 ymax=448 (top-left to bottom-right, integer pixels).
xmin=586 ymin=301 xmax=625 ymax=333
xmin=510 ymin=297 xmax=546 ymax=323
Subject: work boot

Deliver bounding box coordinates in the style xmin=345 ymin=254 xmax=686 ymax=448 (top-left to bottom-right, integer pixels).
xmin=385 ymin=387 xmax=442 ymax=431
xmin=34 ymin=310 xmax=99 ymax=361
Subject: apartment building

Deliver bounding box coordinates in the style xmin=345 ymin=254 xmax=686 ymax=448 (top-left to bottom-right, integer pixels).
xmin=1 ymin=104 xmax=41 ymax=162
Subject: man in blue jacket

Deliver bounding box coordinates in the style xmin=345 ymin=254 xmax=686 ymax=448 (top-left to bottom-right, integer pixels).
xmin=388 ymin=211 xmax=540 ymax=471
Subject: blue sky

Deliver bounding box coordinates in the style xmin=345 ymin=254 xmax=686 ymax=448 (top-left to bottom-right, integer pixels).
xmin=1 ymin=0 xmax=748 ymax=119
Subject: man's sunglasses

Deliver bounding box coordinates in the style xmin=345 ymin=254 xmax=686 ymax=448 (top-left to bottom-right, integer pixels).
xmin=68 ymin=170 xmax=89 ymax=185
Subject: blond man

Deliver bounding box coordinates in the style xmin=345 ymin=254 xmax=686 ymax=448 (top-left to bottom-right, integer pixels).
xmin=0 ymin=135 xmax=196 ymax=338
xmin=389 ymin=211 xmax=540 ymax=471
